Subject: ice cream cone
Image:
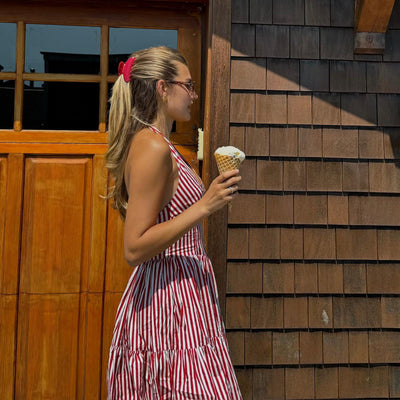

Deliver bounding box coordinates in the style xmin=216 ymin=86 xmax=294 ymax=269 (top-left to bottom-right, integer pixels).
xmin=214 ymin=153 xmax=242 ymax=174
xmin=214 ymin=146 xmax=246 ymax=212
xmin=214 ymin=146 xmax=245 ymax=174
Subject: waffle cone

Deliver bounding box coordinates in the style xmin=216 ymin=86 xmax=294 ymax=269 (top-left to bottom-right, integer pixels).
xmin=214 ymin=153 xmax=242 ymax=174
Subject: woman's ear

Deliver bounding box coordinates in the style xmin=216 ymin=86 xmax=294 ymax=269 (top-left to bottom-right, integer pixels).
xmin=156 ymin=80 xmax=168 ymax=99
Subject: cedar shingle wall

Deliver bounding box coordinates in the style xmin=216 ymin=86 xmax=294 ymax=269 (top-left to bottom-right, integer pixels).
xmin=227 ymin=0 xmax=400 ymax=398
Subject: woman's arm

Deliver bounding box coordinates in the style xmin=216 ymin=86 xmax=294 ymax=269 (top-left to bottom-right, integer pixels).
xmin=123 ymin=131 xmax=241 ymax=267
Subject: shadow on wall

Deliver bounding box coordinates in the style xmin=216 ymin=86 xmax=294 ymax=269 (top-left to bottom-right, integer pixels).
xmin=228 ymin=0 xmax=400 ymax=162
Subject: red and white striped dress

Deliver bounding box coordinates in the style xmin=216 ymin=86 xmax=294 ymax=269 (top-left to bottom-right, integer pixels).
xmin=107 ymin=127 xmax=242 ymax=399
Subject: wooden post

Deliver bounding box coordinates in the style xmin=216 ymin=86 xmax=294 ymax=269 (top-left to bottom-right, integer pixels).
xmin=205 ymin=0 xmax=231 ymax=316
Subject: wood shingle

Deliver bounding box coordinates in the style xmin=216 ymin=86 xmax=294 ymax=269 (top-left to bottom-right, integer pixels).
xmin=226 ymin=1 xmax=400 ymax=398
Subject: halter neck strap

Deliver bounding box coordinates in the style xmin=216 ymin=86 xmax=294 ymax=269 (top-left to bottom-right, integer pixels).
xmin=150 ymin=125 xmax=164 ymax=137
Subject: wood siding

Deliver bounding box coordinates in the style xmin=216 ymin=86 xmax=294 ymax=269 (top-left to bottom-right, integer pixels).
xmin=226 ymin=0 xmax=400 ymax=398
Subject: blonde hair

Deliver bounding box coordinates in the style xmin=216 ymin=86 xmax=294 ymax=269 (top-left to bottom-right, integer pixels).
xmin=105 ymin=46 xmax=188 ymax=220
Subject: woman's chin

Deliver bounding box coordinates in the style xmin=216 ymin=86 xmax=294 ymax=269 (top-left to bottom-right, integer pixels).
xmin=177 ymin=114 xmax=191 ymax=122
xmin=172 ymin=108 xmax=192 ymax=122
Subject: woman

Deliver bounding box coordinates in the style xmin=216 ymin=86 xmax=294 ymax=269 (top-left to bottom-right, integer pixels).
xmin=106 ymin=46 xmax=242 ymax=399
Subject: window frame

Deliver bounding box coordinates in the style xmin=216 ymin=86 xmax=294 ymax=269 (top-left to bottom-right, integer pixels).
xmin=0 ymin=1 xmax=204 ymax=140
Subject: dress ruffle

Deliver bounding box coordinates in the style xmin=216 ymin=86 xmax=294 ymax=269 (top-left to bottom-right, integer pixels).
xmin=109 ymin=335 xmax=238 ymax=399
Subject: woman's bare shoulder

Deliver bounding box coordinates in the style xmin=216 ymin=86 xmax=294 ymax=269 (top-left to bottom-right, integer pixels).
xmin=129 ymin=127 xmax=170 ymax=159
xmin=125 ymin=127 xmax=172 ymax=182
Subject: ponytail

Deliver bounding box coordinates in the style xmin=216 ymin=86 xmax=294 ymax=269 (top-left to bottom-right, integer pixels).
xmin=105 ymin=46 xmax=187 ymax=220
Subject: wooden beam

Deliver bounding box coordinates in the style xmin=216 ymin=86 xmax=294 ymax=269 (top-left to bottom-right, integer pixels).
xmin=0 ymin=143 xmax=107 ymax=154
xmin=0 ymin=131 xmax=107 ymax=143
xmin=0 ymin=72 xmax=16 ymax=80
xmin=354 ymin=32 xmax=385 ymax=54
xmin=0 ymin=1 xmax=201 ymax=29
xmin=21 ymin=73 xmax=101 ymax=82
xmin=355 ymin=0 xmax=396 ymax=32
xmin=354 ymin=0 xmax=396 ymax=54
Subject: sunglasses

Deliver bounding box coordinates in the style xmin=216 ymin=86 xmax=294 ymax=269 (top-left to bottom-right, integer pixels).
xmin=167 ymin=80 xmax=196 ymax=95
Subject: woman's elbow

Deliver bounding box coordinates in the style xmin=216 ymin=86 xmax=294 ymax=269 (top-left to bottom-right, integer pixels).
xmin=124 ymin=245 xmax=142 ymax=267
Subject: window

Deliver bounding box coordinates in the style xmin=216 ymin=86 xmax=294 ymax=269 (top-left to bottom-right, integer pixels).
xmin=19 ymin=25 xmax=178 ymax=130
xmin=0 ymin=4 xmax=202 ymax=133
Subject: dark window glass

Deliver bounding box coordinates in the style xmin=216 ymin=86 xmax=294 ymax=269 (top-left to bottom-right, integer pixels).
xmin=25 ymin=25 xmax=101 ymax=76
xmin=109 ymin=28 xmax=177 ymax=74
xmin=0 ymin=23 xmax=17 ymax=72
xmin=0 ymin=79 xmax=14 ymax=128
xmin=24 ymin=81 xmax=99 ymax=130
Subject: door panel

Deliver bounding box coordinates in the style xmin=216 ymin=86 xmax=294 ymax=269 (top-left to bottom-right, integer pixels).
xmin=104 ymin=199 xmax=133 ymax=292
xmin=15 ymin=293 xmax=80 ymax=399
xmin=0 ymin=295 xmax=18 ymax=399
xmin=0 ymin=156 xmax=16 ymax=400
xmin=0 ymin=156 xmax=7 ymax=286
xmin=1 ymin=154 xmax=24 ymax=294
xmin=77 ymin=292 xmax=104 ymax=399
xmin=88 ymin=155 xmax=108 ymax=292
xmin=20 ymin=157 xmax=92 ymax=293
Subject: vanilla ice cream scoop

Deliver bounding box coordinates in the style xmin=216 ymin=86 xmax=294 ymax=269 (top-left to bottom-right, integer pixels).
xmin=214 ymin=146 xmax=245 ymax=174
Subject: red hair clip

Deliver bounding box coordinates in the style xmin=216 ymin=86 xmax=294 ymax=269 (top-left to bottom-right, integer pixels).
xmin=118 ymin=57 xmax=136 ymax=83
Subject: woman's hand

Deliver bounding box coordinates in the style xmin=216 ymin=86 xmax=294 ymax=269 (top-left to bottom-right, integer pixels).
xmin=198 ymin=169 xmax=241 ymax=216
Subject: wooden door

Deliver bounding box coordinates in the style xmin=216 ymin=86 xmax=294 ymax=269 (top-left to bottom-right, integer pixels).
xmin=0 ymin=1 xmax=204 ymax=398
